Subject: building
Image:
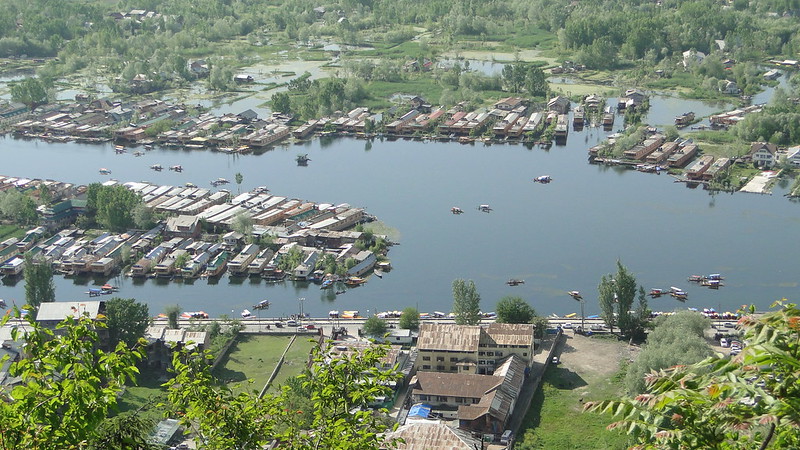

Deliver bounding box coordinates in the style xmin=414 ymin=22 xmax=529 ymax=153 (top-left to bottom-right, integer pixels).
xmin=36 ymin=301 xmax=109 ymax=347
xmin=382 ymin=423 xmax=485 ymax=450
xmin=547 ymin=96 xmax=570 ymax=114
xmin=410 ymin=355 xmax=526 ymax=434
xmin=416 ymin=323 xmax=535 ymax=375
xmin=749 ymin=142 xmax=778 ymax=168
xmin=720 ymin=80 xmax=739 ymax=95
xmin=164 ymin=215 xmax=201 ymax=239
xmin=686 ymin=155 xmax=715 ymax=180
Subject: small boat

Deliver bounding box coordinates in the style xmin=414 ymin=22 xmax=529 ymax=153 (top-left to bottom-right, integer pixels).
xmin=344 ymin=276 xmax=366 ymax=286
xmin=568 ymin=290 xmax=583 ymax=300
xmin=101 ymin=284 xmax=119 ymax=292
xmin=169 ymin=165 xmax=183 ymax=172
xmin=150 ymin=164 xmax=163 ymax=171
xmin=706 ymin=274 xmax=724 ymax=281
xmin=210 ymin=178 xmax=229 ymax=187
xmin=185 ymin=182 xmax=197 ymax=188
xmin=241 ymin=309 xmax=253 ymax=318
xmin=701 ymin=279 xmax=723 ymax=289
xmin=180 ymin=311 xmax=209 ymax=319
xmin=669 ymin=287 xmax=688 ymax=300
xmin=478 ymin=204 xmax=492 ymax=213
xmin=565 ymin=312 xmax=577 ymax=318
xmin=649 ymin=288 xmax=665 ymax=297
xmin=335 ymin=290 xmax=346 ymax=295
xmin=507 ymin=279 xmax=525 ymax=286
xmin=296 ymin=154 xmax=311 ymax=166
xmin=687 ymin=275 xmax=704 ymax=282
xmin=133 ymin=151 xmax=145 ymax=157
xmin=374 ymin=270 xmax=383 ymax=278
xmin=99 ymin=168 xmax=111 ymax=175
xmin=533 ymin=175 xmax=552 ymax=183
xmin=114 ymin=145 xmax=126 ymax=154
xmin=320 ymin=279 xmax=334 ymax=289
xmin=451 ymin=206 xmax=464 ymax=214
xmin=253 ymin=299 xmax=270 ymax=310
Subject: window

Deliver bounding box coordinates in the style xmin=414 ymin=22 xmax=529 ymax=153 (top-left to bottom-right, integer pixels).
xmin=422 ymin=365 xmax=430 ymax=370
xmin=436 ymin=365 xmax=445 ymax=371
xmin=523 ymin=352 xmax=528 ymax=357
xmin=436 ymin=356 xmax=444 ymax=362
xmin=419 ymin=395 xmax=429 ymax=401
xmin=437 ymin=396 xmax=448 ymax=402
xmin=450 ymin=366 xmax=457 ymax=371
xmin=422 ymin=356 xmax=430 ymax=361
xmin=496 ymin=352 xmax=503 ymax=357
xmin=487 ymin=352 xmax=494 ymax=356
xmin=478 ymin=351 xmax=485 ymax=356
xmin=455 ymin=397 xmax=463 ymax=404
xmin=450 ymin=357 xmax=458 ymax=362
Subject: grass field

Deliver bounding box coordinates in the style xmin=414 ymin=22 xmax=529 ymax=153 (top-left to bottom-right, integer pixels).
xmin=213 ymin=334 xmax=318 ymax=394
xmin=115 ymin=369 xmax=170 ymax=422
xmin=516 ymin=335 xmax=630 ymax=449
xmin=0 ymin=225 xmax=24 ymax=241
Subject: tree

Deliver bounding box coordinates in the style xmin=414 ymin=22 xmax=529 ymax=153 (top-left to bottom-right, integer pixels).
xmin=88 ymin=413 xmax=155 ymax=449
xmin=24 ymin=254 xmax=55 ymax=311
xmin=399 ymin=307 xmax=420 ymax=331
xmin=85 ymin=183 xmax=143 ymax=231
xmin=105 ymin=297 xmax=150 ymax=349
xmin=10 ymin=77 xmax=49 ymax=110
xmin=0 ymin=312 xmax=143 ymax=448
xmin=271 ymin=91 xmax=292 ymax=114
xmin=452 ymin=279 xmax=482 ymax=325
xmin=524 ymin=66 xmax=548 ymax=97
xmin=165 ymin=304 xmax=180 ymax=329
xmin=234 ymin=172 xmax=243 ymax=194
xmin=166 ymin=341 xmax=401 ymax=449
xmin=231 ymin=211 xmax=254 ymax=238
xmin=587 ymin=301 xmax=800 ymax=449
xmin=131 ymin=203 xmax=154 ymax=229
xmin=496 ymin=296 xmax=536 ymax=324
xmin=597 ymin=260 xmax=648 ymax=337
xmin=362 ymin=315 xmax=387 ymax=336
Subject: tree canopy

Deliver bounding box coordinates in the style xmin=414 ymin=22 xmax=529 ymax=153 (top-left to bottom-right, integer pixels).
xmin=10 ymin=77 xmax=50 ymax=110
xmin=23 ymin=253 xmax=55 ymax=311
xmin=452 ymin=279 xmax=482 ymax=325
xmin=105 ymin=297 xmax=150 ymax=349
xmin=398 ymin=307 xmax=420 ymax=330
xmin=587 ymin=301 xmax=800 ymax=449
xmin=597 ymin=260 xmax=648 ymax=338
xmin=85 ymin=183 xmax=143 ymax=232
xmin=496 ymin=296 xmax=536 ymax=324
xmin=362 ymin=315 xmax=388 ymax=336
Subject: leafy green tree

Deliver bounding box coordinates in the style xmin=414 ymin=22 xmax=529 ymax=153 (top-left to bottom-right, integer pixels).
xmin=271 ymin=92 xmax=292 ymax=114
xmin=587 ymin=301 xmax=800 ymax=449
xmin=496 ymin=296 xmax=536 ymax=324
xmin=86 ymin=183 xmax=143 ymax=232
xmin=452 ymin=279 xmax=482 ymax=325
xmin=0 ymin=312 xmax=143 ymax=448
xmin=88 ymin=413 xmax=155 ymax=449
xmin=231 ymin=212 xmax=254 ymax=239
xmin=598 ymin=260 xmax=647 ymax=337
xmin=598 ymin=274 xmax=617 ymax=333
xmin=363 ymin=315 xmax=388 ymax=336
xmin=234 ymin=172 xmax=243 ymax=194
xmin=105 ymin=297 xmax=150 ymax=349
xmin=10 ymin=77 xmax=49 ymax=110
xmin=131 ymin=203 xmax=154 ymax=229
xmin=524 ymin=66 xmax=548 ymax=97
xmin=165 ymin=304 xmax=180 ymax=329
xmin=38 ymin=183 xmax=52 ymax=206
xmin=399 ymin=307 xmax=420 ymax=331
xmin=166 ymin=341 xmax=401 ymax=449
xmin=24 ymin=253 xmax=55 ymax=311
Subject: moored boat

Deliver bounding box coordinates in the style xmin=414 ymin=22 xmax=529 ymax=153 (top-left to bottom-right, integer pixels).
xmin=253 ymin=299 xmax=270 ymax=310
xmin=344 ymin=276 xmax=366 ymax=286
xmin=649 ymin=288 xmax=665 ymax=297
xmin=568 ymin=290 xmax=582 ymax=300
xmin=507 ymin=279 xmax=525 ymax=286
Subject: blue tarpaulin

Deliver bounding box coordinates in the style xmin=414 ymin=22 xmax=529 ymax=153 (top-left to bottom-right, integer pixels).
xmin=408 ymin=403 xmax=432 ymax=418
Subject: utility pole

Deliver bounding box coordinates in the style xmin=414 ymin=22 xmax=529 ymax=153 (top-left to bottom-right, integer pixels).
xmin=298 ymin=297 xmax=305 ymax=328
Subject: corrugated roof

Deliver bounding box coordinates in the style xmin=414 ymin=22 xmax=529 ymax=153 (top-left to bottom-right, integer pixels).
xmin=484 ymin=323 xmax=535 ymax=347
xmin=36 ymin=301 xmax=103 ymax=321
xmin=384 ymin=423 xmax=481 ymax=450
xmin=414 ymin=371 xmax=501 ymax=398
xmin=418 ymin=323 xmax=481 ymax=352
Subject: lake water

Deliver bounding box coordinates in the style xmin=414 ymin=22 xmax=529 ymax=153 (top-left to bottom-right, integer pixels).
xmin=0 ymin=96 xmax=798 ymax=319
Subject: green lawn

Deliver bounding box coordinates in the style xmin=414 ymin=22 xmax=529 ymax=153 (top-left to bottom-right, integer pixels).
xmin=114 ymin=369 xmax=170 ymax=423
xmin=0 ymin=225 xmax=24 ymax=241
xmin=213 ymin=334 xmax=317 ymax=394
xmin=516 ymin=357 xmax=629 ymax=449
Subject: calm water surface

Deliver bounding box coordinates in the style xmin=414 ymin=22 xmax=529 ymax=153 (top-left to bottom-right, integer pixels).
xmin=0 ymin=101 xmax=797 ymax=318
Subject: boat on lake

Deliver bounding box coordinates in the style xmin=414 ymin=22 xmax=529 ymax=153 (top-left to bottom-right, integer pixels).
xmin=478 ymin=204 xmax=492 ymax=213
xmin=344 ymin=276 xmax=366 ymax=286
xmin=568 ymin=290 xmax=583 ymax=300
xmin=675 ymin=112 xmax=696 ymax=127
xmin=169 ymin=165 xmax=183 ymax=172
xmin=296 ymin=154 xmax=311 ymax=165
xmin=320 ymin=279 xmax=334 ymax=289
xmin=99 ymin=168 xmax=111 ymax=175
xmin=253 ymin=299 xmax=270 ymax=310
xmin=150 ymin=164 xmax=163 ymax=171
xmin=181 ymin=311 xmax=209 ymax=319
xmin=507 ymin=279 xmax=525 ymax=286
xmin=670 ymin=286 xmax=688 ymax=301
xmin=114 ymin=145 xmax=125 ymax=154
xmin=241 ymin=309 xmax=252 ymax=318
xmin=649 ymin=288 xmax=666 ymax=297
xmin=688 ymin=274 xmax=704 ymax=282
xmin=451 ymin=206 xmax=464 ymax=214
xmin=533 ymin=175 xmax=552 ymax=183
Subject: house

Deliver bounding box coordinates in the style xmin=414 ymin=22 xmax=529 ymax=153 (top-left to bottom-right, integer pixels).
xmin=686 ymin=155 xmax=715 ymax=180
xmin=164 ymin=215 xmax=201 ymax=239
xmin=785 ymin=146 xmax=800 ymax=168
xmin=749 ymin=142 xmax=778 ymax=168
xmin=373 ymin=328 xmax=417 ymax=346
xmin=720 ymin=80 xmax=739 ymax=95
xmin=37 ymin=198 xmax=86 ymax=231
xmin=188 ymin=60 xmax=210 ymax=78
xmin=703 ymin=157 xmax=731 ymax=180
xmin=416 ymin=323 xmax=535 ymax=375
xmin=617 ymin=89 xmax=647 ymax=110
xmin=547 ymin=96 xmax=570 ymax=114
xmin=37 ymin=301 xmax=109 ymax=347
xmin=382 ymin=423 xmax=485 ymax=449
xmin=410 ymin=355 xmax=526 ymax=434
xmin=233 ymin=74 xmax=254 ymax=84
xmin=682 ymin=49 xmax=706 ymax=69
xmin=763 ymin=69 xmax=781 ymax=81
xmin=237 ymin=109 xmax=258 ymax=123
xmin=494 ymin=97 xmax=524 ymax=111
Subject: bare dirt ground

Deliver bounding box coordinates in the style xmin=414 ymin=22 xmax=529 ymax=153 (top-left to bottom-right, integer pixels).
xmin=556 ymin=333 xmax=637 ymax=381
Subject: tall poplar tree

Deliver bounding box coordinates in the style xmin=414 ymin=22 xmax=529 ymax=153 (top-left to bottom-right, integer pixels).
xmin=452 ymin=279 xmax=481 ymax=325
xmin=24 ymin=254 xmax=55 ymax=310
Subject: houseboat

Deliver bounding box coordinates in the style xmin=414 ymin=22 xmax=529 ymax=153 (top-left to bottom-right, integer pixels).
xmin=1 ymin=257 xmax=24 ymax=277
xmin=253 ymin=299 xmax=270 ymax=310
xmin=247 ymin=248 xmax=274 ymax=276
xmin=533 ymin=175 xmax=552 ymax=183
xmin=649 ymin=288 xmax=665 ymax=297
xmin=602 ymin=107 xmax=615 ymax=129
xmin=203 ymin=251 xmax=229 ymax=277
xmin=675 ymin=112 xmax=695 ymax=127
xmin=506 ymin=279 xmax=525 ymax=286
xmin=228 ymin=244 xmax=260 ymax=276
xmin=573 ymin=107 xmax=585 ymax=126
xmin=344 ymin=276 xmax=366 ymax=287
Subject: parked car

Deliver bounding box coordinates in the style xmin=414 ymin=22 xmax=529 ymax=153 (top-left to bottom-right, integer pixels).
xmin=724 ymin=322 xmax=736 ymax=328
xmin=720 ymin=338 xmax=729 ymax=348
xmin=287 ymin=320 xmax=297 ymax=326
xmin=562 ymin=323 xmax=573 ymax=329
xmin=551 ymin=356 xmax=560 ymax=365
xmin=274 ymin=322 xmax=284 ymax=328
xmin=306 ymin=324 xmax=316 ymax=329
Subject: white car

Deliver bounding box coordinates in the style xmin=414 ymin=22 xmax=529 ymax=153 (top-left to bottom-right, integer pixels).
xmin=720 ymin=338 xmax=729 ymax=348
xmin=551 ymin=356 xmax=560 ymax=365
xmin=562 ymin=323 xmax=573 ymax=329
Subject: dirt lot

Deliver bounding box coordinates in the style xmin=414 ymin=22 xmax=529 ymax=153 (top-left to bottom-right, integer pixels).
xmin=555 ymin=333 xmax=636 ymax=382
